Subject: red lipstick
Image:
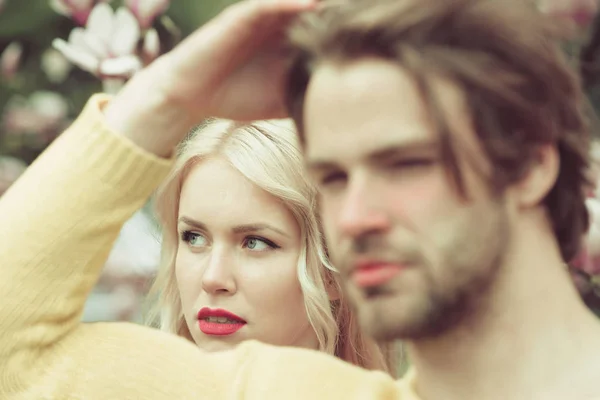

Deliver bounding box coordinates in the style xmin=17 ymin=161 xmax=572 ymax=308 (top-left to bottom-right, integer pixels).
xmin=351 ymin=261 xmax=404 ymax=288
xmin=197 ymin=308 xmax=246 ymax=336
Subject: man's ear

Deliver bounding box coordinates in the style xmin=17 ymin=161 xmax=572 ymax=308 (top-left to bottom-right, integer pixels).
xmin=511 ymin=144 xmax=559 ymax=208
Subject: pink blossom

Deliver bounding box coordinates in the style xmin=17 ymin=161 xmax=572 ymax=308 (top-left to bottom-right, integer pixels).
xmin=0 ymin=42 xmax=23 ymax=80
xmin=52 ymin=3 xmax=142 ymax=82
xmin=2 ymin=92 xmax=70 ymax=142
xmin=50 ymin=0 xmax=110 ymax=25
xmin=538 ymin=0 xmax=599 ymax=37
xmin=125 ymin=0 xmax=170 ymax=29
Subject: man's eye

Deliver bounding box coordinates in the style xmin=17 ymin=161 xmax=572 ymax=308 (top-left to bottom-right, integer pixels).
xmin=320 ymin=171 xmax=347 ymax=186
xmin=390 ymin=159 xmax=434 ymax=169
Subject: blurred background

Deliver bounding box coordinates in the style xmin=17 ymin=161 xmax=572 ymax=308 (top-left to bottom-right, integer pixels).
xmin=0 ymin=0 xmax=239 ymax=323
xmin=1 ymin=0 xmax=600 ymax=325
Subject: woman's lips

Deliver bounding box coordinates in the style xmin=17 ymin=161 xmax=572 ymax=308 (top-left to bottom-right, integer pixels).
xmin=197 ymin=307 xmax=246 ymax=336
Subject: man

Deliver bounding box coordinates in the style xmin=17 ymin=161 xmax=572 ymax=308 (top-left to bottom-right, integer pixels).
xmin=284 ymin=0 xmax=600 ymax=398
xmin=1 ymin=0 xmax=599 ymax=399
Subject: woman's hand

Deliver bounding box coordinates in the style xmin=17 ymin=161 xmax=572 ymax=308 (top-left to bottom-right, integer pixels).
xmin=104 ymin=0 xmax=316 ymax=157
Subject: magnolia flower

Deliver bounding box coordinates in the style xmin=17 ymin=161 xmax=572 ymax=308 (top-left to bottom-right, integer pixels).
xmin=538 ymin=0 xmax=598 ymax=26
xmin=2 ymin=91 xmax=70 ymax=142
xmin=41 ymin=48 xmax=73 ymax=83
xmin=125 ymin=0 xmax=170 ymax=29
xmin=52 ymin=3 xmax=142 ymax=89
xmin=142 ymin=28 xmax=160 ymax=63
xmin=0 ymin=42 xmax=23 ymax=80
xmin=537 ymin=0 xmax=599 ymax=40
xmin=50 ymin=0 xmax=110 ymax=25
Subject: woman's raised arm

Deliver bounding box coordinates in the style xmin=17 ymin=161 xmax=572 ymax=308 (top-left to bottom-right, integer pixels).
xmin=0 ymin=1 xmax=403 ymax=398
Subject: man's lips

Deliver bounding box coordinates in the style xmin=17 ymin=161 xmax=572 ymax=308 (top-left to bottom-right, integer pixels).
xmin=350 ymin=261 xmax=406 ymax=288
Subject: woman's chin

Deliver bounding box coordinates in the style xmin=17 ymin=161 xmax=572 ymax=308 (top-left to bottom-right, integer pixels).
xmin=194 ymin=337 xmax=243 ymax=353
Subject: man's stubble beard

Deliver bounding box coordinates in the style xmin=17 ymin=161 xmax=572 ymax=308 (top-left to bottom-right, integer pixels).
xmin=346 ymin=204 xmax=511 ymax=342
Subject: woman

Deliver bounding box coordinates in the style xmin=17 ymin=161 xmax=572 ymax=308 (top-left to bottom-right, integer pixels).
xmin=0 ymin=1 xmax=409 ymax=399
xmin=146 ymin=118 xmax=396 ymax=370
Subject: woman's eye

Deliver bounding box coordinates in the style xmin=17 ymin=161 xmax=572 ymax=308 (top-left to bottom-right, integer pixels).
xmin=243 ymin=237 xmax=279 ymax=251
xmin=181 ymin=231 xmax=207 ymax=248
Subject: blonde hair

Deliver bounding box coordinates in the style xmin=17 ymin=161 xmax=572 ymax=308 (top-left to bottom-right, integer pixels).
xmin=146 ymin=118 xmax=398 ymax=374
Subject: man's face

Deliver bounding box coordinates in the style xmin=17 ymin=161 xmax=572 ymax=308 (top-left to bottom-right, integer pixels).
xmin=303 ymin=58 xmax=512 ymax=341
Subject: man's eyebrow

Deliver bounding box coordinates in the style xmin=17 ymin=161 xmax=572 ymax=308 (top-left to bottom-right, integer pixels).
xmin=367 ymin=140 xmax=439 ymax=162
xmin=305 ymin=159 xmax=339 ymax=173
xmin=306 ymin=139 xmax=439 ymax=171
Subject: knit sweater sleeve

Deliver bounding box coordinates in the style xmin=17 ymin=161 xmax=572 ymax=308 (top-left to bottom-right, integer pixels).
xmin=0 ymin=95 xmax=404 ymax=400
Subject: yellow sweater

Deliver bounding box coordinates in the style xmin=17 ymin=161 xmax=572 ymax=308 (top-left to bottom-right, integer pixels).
xmin=0 ymin=95 xmax=418 ymax=400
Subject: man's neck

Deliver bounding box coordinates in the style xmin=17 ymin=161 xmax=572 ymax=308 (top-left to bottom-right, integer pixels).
xmin=406 ymin=228 xmax=600 ymax=400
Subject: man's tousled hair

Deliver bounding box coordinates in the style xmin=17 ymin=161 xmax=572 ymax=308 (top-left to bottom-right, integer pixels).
xmin=285 ymin=0 xmax=593 ymax=262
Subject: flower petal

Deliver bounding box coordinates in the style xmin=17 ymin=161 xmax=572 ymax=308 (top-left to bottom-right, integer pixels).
xmin=82 ymin=31 xmax=111 ymax=58
xmin=28 ymin=91 xmax=69 ymax=120
xmin=49 ymin=0 xmax=72 ymax=16
xmin=69 ymin=28 xmax=108 ymax=58
xmin=68 ymin=28 xmax=89 ymax=51
xmin=101 ymin=78 xmax=126 ymax=94
xmin=41 ymin=49 xmax=73 ymax=83
xmin=142 ymin=28 xmax=160 ymax=60
xmin=52 ymin=38 xmax=99 ymax=74
xmin=99 ymin=55 xmax=141 ymax=77
xmin=124 ymin=0 xmax=139 ymax=18
xmin=109 ymin=7 xmax=141 ymax=56
xmin=86 ymin=3 xmax=114 ymax=44
xmin=1 ymin=42 xmax=23 ymax=78
xmin=136 ymin=0 xmax=169 ymax=28
xmin=71 ymin=0 xmax=94 ymax=12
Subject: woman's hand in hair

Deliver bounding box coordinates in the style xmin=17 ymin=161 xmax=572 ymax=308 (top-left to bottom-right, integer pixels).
xmin=104 ymin=0 xmax=316 ymax=158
